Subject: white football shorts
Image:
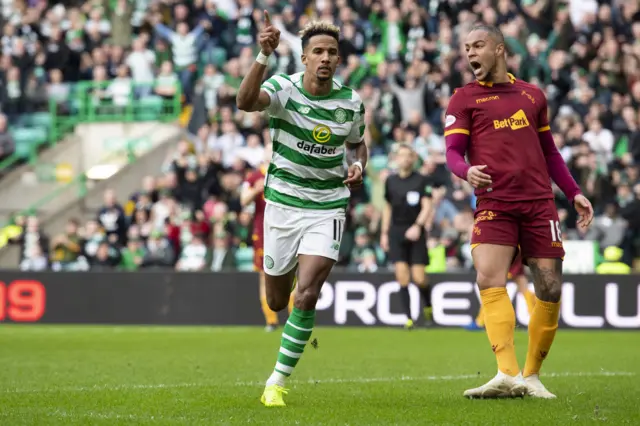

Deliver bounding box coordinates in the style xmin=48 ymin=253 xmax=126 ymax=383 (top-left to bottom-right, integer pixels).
xmin=263 ymin=202 xmax=345 ymax=276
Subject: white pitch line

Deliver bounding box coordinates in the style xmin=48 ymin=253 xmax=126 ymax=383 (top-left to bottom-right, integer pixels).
xmin=1 ymin=371 xmax=633 ymax=395
xmin=235 ymin=371 xmax=636 ymax=386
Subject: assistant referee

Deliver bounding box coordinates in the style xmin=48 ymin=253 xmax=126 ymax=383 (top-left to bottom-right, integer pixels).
xmin=381 ymin=143 xmax=434 ymax=330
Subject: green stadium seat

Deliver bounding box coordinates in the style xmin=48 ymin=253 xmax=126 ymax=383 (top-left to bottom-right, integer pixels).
xmin=375 ymin=246 xmax=386 ymax=264
xmin=235 ymin=247 xmax=254 ymax=271
xmin=26 ymin=113 xmax=52 ymax=129
xmin=14 ymin=139 xmax=33 ymax=159
xmin=135 ymin=96 xmax=163 ymax=121
xmin=235 ymin=246 xmax=254 ymax=262
xmin=11 ymin=127 xmax=47 ymax=148
xmin=370 ymin=155 xmax=388 ymax=172
xmin=364 ymin=176 xmax=373 ymax=194
xmin=236 ymin=262 xmax=255 ymax=272
xmin=200 ymin=47 xmax=228 ymax=68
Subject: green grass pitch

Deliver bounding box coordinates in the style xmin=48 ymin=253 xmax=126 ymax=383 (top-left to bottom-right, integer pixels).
xmin=1 ymin=326 xmax=639 ymax=425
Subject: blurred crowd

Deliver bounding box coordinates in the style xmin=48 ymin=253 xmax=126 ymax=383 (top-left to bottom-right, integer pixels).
xmin=4 ymin=0 xmax=640 ymax=271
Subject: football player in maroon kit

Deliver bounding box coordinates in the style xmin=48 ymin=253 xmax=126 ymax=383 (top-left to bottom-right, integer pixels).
xmin=445 ymin=24 xmax=594 ymax=399
xmin=241 ymin=143 xmax=293 ymax=332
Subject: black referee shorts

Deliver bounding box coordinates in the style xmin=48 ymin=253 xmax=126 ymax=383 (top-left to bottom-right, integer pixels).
xmin=388 ymin=227 xmax=429 ymax=266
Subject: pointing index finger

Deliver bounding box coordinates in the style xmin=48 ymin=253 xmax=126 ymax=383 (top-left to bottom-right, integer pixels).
xmin=264 ymin=10 xmax=271 ymax=26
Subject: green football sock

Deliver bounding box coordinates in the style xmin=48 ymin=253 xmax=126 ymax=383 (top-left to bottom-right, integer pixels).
xmin=266 ymin=307 xmax=315 ymax=386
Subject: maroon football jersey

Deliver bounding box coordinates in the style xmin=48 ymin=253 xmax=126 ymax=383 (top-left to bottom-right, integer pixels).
xmin=445 ymin=74 xmax=553 ymax=202
xmin=245 ymin=166 xmax=267 ymax=238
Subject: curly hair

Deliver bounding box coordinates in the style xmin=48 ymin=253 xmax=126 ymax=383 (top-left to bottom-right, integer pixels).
xmin=299 ymin=21 xmax=340 ymax=50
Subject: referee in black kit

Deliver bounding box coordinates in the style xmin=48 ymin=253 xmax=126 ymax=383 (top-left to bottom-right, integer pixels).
xmin=381 ymin=143 xmax=434 ymax=330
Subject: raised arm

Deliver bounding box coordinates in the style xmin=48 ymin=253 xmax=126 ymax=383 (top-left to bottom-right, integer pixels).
xmin=154 ymin=23 xmax=175 ymax=41
xmin=236 ymin=11 xmax=279 ymax=112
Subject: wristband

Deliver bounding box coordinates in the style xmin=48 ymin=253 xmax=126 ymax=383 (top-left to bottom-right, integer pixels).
xmin=256 ymin=51 xmax=270 ymax=65
xmin=352 ymin=161 xmax=363 ymax=173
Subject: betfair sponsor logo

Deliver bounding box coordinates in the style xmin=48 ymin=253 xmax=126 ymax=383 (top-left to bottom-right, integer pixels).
xmin=297 ymin=140 xmax=338 ymax=155
xmin=493 ymin=109 xmax=530 ymax=130
xmin=476 ymin=95 xmax=500 ymax=104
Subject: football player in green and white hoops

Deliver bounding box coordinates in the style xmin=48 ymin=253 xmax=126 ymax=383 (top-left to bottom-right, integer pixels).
xmin=237 ymin=12 xmax=368 ymax=408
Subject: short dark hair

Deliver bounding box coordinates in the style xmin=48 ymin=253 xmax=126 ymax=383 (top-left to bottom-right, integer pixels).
xmin=299 ymin=21 xmax=340 ymax=50
xmin=469 ymin=24 xmax=505 ymax=45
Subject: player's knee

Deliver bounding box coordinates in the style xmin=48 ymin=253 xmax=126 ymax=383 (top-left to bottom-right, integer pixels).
xmin=537 ymin=279 xmax=562 ymax=303
xmin=529 ymin=259 xmax=563 ymax=303
xmin=476 ymin=271 xmax=506 ymax=290
xmin=266 ymin=293 xmax=288 ymax=312
xmin=295 ymin=286 xmax=320 ymax=311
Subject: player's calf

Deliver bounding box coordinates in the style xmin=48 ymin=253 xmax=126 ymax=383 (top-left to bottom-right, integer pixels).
xmin=472 ymin=244 xmax=521 ymax=378
xmin=522 ymin=258 xmax=562 ymax=383
xmin=261 ymin=255 xmax=334 ymax=407
xmin=527 ymin=258 xmax=562 ymax=303
xmin=265 ymin=268 xmax=298 ymax=312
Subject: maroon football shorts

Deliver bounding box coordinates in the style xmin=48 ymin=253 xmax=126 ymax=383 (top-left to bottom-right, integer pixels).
xmin=471 ymin=198 xmax=565 ymax=261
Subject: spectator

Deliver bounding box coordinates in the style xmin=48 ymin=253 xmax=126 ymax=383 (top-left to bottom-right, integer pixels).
xmin=592 ymin=203 xmax=628 ymax=249
xmin=81 ymin=219 xmax=104 ymax=263
xmin=154 ymin=60 xmax=180 ymax=102
xmin=50 ymin=218 xmax=85 ymax=271
xmin=349 ymin=227 xmax=379 ymax=271
xmin=20 ymin=245 xmax=49 ymax=271
xmin=176 ymin=233 xmax=208 ymax=271
xmin=153 ymin=18 xmax=205 ymax=101
xmin=109 ymin=0 xmax=133 ymax=48
xmin=0 ymin=113 xmax=15 ymax=160
xmin=91 ymin=241 xmax=119 ymax=271
xmin=97 ymin=189 xmax=127 ymax=245
xmin=210 ymin=231 xmax=235 ymax=272
xmin=120 ymin=236 xmax=146 ymax=271
xmin=126 ymin=37 xmax=156 ymax=98
xmin=10 ymin=216 xmax=49 ymax=267
xmin=142 ymin=231 xmax=175 ymax=269
xmin=355 ymin=249 xmax=379 ymax=273
xmin=1 ymin=66 xmax=23 ymax=118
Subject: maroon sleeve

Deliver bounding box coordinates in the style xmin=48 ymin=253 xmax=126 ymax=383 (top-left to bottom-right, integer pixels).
xmin=445 ymin=133 xmax=471 ymax=180
xmin=245 ymin=171 xmax=256 ymax=187
xmin=444 ymin=89 xmax=472 ymax=180
xmin=539 ymin=130 xmax=582 ymax=203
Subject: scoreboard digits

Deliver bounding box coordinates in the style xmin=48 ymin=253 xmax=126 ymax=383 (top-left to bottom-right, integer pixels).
xmin=0 ymin=280 xmax=46 ymax=322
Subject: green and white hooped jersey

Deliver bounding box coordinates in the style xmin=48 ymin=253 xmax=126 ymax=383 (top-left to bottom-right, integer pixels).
xmin=260 ymin=72 xmax=366 ymax=213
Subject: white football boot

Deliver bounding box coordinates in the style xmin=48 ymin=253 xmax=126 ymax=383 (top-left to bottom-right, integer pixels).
xmin=524 ymin=374 xmax=557 ymax=399
xmin=464 ymin=371 xmax=527 ymax=399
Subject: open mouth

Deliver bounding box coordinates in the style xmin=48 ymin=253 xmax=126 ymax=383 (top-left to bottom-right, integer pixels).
xmin=469 ymin=60 xmax=482 ymax=75
xmin=318 ymin=67 xmax=330 ymax=73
